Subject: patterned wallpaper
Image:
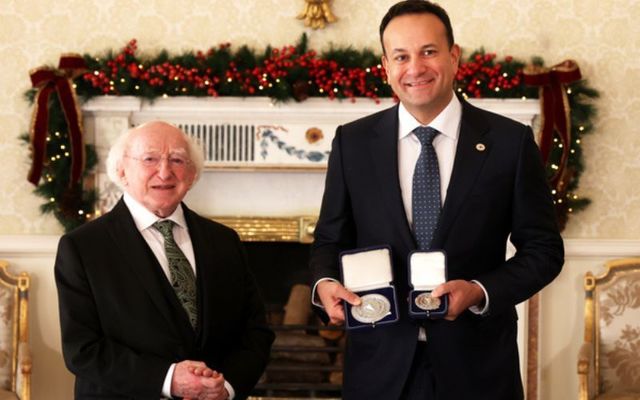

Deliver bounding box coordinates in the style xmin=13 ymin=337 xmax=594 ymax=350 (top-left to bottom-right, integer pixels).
xmin=1 ymin=0 xmax=638 ymax=237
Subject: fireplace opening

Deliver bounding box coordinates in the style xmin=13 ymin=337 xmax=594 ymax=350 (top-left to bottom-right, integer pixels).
xmin=244 ymin=242 xmax=312 ymax=308
xmin=243 ymin=241 xmax=343 ymax=399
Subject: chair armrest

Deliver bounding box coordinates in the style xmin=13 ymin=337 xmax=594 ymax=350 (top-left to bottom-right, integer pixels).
xmin=16 ymin=342 xmax=31 ymax=400
xmin=578 ymin=341 xmax=592 ymax=374
xmin=578 ymin=341 xmax=594 ymax=400
xmin=17 ymin=342 xmax=31 ymax=375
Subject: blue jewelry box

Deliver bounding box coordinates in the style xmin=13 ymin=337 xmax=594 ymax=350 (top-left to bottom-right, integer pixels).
xmin=408 ymin=250 xmax=448 ymax=319
xmin=340 ymin=246 xmax=399 ymax=330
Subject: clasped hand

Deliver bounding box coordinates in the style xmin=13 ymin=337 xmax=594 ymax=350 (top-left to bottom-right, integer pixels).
xmin=171 ymin=360 xmax=229 ymax=400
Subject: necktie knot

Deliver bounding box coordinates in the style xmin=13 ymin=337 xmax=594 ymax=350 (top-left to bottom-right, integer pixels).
xmin=414 ymin=126 xmax=439 ymax=146
xmin=153 ymin=220 xmax=175 ymax=239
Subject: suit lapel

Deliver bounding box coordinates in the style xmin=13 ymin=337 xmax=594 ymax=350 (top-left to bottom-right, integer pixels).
xmin=183 ymin=205 xmax=225 ymax=343
xmin=369 ymin=106 xmax=416 ymax=248
xmin=435 ymin=102 xmax=491 ymax=247
xmin=105 ymin=199 xmax=194 ymax=340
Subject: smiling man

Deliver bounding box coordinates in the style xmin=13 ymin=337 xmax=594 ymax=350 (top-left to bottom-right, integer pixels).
xmin=309 ymin=1 xmax=563 ymax=399
xmin=55 ymin=121 xmax=274 ymax=400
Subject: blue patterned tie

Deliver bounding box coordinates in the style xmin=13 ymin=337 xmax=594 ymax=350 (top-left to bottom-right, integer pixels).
xmin=412 ymin=126 xmax=441 ymax=250
xmin=153 ymin=220 xmax=198 ymax=328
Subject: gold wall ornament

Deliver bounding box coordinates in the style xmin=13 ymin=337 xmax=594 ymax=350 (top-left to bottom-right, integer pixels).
xmin=297 ymin=0 xmax=337 ymax=30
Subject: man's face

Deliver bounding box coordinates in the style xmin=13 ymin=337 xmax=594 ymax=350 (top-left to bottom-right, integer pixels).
xmin=382 ymin=13 xmax=460 ymax=124
xmin=119 ymin=122 xmax=196 ymax=217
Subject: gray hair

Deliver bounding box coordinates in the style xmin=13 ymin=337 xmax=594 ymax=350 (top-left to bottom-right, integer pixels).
xmin=106 ymin=121 xmax=205 ymax=189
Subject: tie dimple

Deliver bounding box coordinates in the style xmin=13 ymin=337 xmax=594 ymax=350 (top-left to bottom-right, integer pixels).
xmin=153 ymin=220 xmax=197 ymax=328
xmin=412 ymin=126 xmax=441 ymax=250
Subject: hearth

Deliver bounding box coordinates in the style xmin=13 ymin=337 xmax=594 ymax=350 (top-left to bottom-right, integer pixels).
xmin=217 ymin=217 xmax=343 ymax=400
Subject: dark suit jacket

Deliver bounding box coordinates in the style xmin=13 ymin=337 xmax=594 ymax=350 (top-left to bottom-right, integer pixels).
xmin=310 ymin=100 xmax=564 ymax=400
xmin=55 ymin=199 xmax=274 ymax=399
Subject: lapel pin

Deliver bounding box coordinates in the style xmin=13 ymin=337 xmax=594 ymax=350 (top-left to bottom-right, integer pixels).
xmin=475 ymin=143 xmax=486 ymax=152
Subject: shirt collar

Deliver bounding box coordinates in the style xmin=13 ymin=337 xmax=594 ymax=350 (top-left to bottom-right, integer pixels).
xmin=123 ymin=192 xmax=187 ymax=232
xmin=398 ymin=92 xmax=462 ymax=141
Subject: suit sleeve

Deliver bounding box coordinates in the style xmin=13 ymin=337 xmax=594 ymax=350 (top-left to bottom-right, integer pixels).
xmin=220 ymin=237 xmax=275 ymax=400
xmin=477 ymin=127 xmax=564 ymax=314
xmin=309 ymin=127 xmax=357 ymax=285
xmin=55 ymin=234 xmax=171 ymax=398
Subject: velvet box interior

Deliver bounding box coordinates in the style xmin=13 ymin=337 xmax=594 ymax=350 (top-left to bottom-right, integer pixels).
xmin=340 ymin=246 xmax=399 ymax=329
xmin=408 ymin=250 xmax=448 ymax=319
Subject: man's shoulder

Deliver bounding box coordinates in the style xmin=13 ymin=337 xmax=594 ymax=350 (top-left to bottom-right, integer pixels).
xmin=64 ymin=207 xmax=114 ymax=235
xmin=60 ymin=203 xmax=128 ymax=248
xmin=183 ymin=207 xmax=240 ymax=239
xmin=341 ymin=104 xmax=397 ymax=132
xmin=462 ymin=100 xmax=528 ymax=131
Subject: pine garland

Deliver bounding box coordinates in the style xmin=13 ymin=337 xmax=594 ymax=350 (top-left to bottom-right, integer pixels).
xmin=20 ymin=94 xmax=97 ymax=232
xmin=24 ymin=35 xmax=598 ymax=232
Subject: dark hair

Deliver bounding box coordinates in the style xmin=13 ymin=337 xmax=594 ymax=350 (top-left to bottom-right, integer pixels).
xmin=379 ymin=0 xmax=455 ymax=53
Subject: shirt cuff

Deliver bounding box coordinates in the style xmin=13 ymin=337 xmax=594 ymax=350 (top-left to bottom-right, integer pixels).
xmin=224 ymin=380 xmax=235 ymax=399
xmin=162 ymin=363 xmax=176 ymax=398
xmin=311 ymin=277 xmax=339 ymax=307
xmin=468 ymin=280 xmax=490 ymax=315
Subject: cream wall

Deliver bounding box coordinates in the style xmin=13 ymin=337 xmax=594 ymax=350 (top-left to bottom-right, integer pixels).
xmin=1 ymin=1 xmax=639 ymax=399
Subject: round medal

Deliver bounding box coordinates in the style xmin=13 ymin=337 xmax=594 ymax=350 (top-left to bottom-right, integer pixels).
xmin=351 ymin=293 xmax=391 ymax=324
xmin=415 ymin=293 xmax=441 ymax=311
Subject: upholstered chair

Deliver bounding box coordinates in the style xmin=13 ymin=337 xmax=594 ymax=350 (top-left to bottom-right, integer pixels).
xmin=578 ymin=258 xmax=640 ymax=400
xmin=0 ymin=261 xmax=30 ymax=400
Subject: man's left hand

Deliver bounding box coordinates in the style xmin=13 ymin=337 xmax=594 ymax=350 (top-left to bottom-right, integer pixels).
xmin=431 ymin=280 xmax=485 ymax=321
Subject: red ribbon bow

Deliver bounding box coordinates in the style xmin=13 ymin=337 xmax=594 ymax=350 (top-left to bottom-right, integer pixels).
xmin=28 ymin=54 xmax=87 ymax=186
xmin=524 ymin=60 xmax=581 ymax=189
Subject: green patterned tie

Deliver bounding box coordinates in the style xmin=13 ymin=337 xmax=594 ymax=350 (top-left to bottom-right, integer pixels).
xmin=153 ymin=220 xmax=197 ymax=329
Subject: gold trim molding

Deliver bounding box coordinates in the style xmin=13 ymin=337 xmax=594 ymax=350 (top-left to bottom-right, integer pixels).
xmin=212 ymin=216 xmax=317 ymax=243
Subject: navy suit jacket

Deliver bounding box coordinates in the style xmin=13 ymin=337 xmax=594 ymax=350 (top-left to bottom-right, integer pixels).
xmin=55 ymin=199 xmax=274 ymax=399
xmin=310 ymin=100 xmax=563 ymax=400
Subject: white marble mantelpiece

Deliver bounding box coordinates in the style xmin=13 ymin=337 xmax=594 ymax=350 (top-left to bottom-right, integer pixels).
xmin=82 ymin=96 xmax=540 ymax=216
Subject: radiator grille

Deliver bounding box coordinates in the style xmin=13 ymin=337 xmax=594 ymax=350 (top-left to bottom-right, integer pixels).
xmin=179 ymin=123 xmax=256 ymax=163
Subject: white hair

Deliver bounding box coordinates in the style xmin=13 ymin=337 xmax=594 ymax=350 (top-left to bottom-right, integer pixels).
xmin=105 ymin=121 xmax=205 ymax=189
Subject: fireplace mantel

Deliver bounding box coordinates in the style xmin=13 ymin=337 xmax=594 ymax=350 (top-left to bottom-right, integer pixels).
xmin=82 ymin=96 xmax=540 ymax=216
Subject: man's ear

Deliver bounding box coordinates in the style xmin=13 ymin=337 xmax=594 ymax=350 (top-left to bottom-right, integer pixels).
xmin=117 ymin=165 xmax=127 ymax=186
xmin=381 ymin=55 xmax=389 ymax=81
xmin=450 ymin=44 xmax=461 ymax=69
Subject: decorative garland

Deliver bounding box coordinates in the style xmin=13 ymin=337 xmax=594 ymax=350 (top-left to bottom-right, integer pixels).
xmin=23 ymin=35 xmax=598 ymax=232
xmin=260 ymin=128 xmax=331 ymax=163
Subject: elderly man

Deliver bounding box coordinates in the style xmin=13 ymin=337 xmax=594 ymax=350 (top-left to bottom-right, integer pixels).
xmin=55 ymin=121 xmax=274 ymax=400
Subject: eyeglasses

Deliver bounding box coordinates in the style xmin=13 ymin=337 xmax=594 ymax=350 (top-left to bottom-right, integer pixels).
xmin=126 ymin=154 xmax=191 ymax=169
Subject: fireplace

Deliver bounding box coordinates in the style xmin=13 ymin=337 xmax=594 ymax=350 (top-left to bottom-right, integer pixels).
xmin=217 ymin=217 xmax=343 ymax=399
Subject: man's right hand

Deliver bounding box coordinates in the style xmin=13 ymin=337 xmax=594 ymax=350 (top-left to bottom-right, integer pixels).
xmin=316 ymin=280 xmax=361 ymax=325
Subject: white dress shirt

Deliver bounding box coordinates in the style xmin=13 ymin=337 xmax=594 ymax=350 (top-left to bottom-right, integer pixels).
xmin=123 ymin=193 xmax=235 ymax=400
xmin=397 ymin=96 xmax=460 ymax=225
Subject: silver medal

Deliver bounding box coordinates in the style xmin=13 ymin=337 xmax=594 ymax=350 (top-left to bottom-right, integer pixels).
xmin=415 ymin=292 xmax=441 ymax=311
xmin=351 ymin=293 xmax=391 ymax=324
